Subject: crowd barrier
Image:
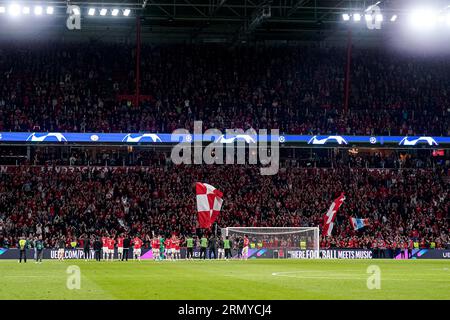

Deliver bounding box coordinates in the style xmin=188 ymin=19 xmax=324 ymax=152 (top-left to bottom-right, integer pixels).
xmin=1 ymin=248 xmax=449 ymax=260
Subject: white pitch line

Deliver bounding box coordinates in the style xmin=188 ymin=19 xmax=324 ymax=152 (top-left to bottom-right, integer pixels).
xmin=271 ymin=271 xmax=450 ymax=282
xmin=271 ymin=270 xmax=359 ymax=276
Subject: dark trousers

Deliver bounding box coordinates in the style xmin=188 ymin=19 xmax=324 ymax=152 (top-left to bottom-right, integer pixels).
xmin=187 ymin=247 xmax=193 ymax=259
xmin=122 ymin=248 xmax=129 ymax=261
xmin=36 ymin=249 xmax=43 ymax=262
xmin=238 ymin=248 xmax=243 ymax=259
xmin=225 ymin=248 xmax=232 ymax=259
xmin=19 ymin=250 xmax=26 ymax=263
xmin=209 ymin=247 xmax=216 ymax=259
xmin=200 ymin=247 xmax=207 ymax=259
xmin=84 ymin=248 xmax=90 ymax=259
xmin=95 ymin=250 xmax=101 ymax=261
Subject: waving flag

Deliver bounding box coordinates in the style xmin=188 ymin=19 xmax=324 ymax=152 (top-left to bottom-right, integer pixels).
xmin=350 ymin=217 xmax=370 ymax=230
xmin=322 ymin=193 xmax=345 ymax=236
xmin=195 ymin=182 xmax=223 ymax=229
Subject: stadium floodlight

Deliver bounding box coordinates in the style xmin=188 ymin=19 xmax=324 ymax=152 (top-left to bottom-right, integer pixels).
xmin=375 ymin=14 xmax=383 ymax=22
xmin=390 ymin=14 xmax=397 ymax=22
xmin=8 ymin=3 xmax=21 ymax=16
xmin=409 ymin=8 xmax=437 ymax=30
xmin=46 ymin=6 xmax=54 ymax=15
xmin=100 ymin=8 xmax=107 ymax=16
xmin=353 ymin=13 xmax=361 ymax=22
xmin=0 ymin=6 xmax=5 ymax=14
xmin=111 ymin=8 xmax=119 ymax=16
xmin=443 ymin=12 xmax=450 ymax=24
xmin=34 ymin=6 xmax=43 ymax=15
xmin=342 ymin=13 xmax=350 ymax=21
xmin=88 ymin=8 xmax=96 ymax=16
xmin=123 ymin=9 xmax=130 ymax=16
xmin=22 ymin=6 xmax=30 ymax=14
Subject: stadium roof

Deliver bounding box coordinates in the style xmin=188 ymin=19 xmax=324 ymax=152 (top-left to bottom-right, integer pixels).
xmin=0 ymin=0 xmax=449 ymax=43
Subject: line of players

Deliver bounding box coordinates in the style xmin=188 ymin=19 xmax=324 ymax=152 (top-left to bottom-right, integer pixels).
xmin=92 ymin=234 xmax=250 ymax=261
xmin=97 ymin=234 xmax=182 ymax=261
xmin=98 ymin=234 xmax=144 ymax=261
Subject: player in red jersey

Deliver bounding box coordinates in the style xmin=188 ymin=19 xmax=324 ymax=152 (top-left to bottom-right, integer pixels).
xmin=164 ymin=237 xmax=172 ymax=260
xmin=169 ymin=235 xmax=178 ymax=260
xmin=133 ymin=236 xmax=143 ymax=261
xmin=101 ymin=235 xmax=109 ymax=261
xmin=151 ymin=236 xmax=160 ymax=261
xmin=173 ymin=236 xmax=181 ymax=260
xmin=170 ymin=235 xmax=177 ymax=260
xmin=242 ymin=235 xmax=250 ymax=260
xmin=107 ymin=237 xmax=115 ymax=261
xmin=116 ymin=234 xmax=124 ymax=261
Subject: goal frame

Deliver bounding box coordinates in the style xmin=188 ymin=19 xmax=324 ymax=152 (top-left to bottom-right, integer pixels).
xmin=221 ymin=226 xmax=320 ymax=258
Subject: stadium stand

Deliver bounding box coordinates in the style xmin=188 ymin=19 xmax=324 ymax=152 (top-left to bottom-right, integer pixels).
xmin=0 ymin=162 xmax=448 ymax=249
xmin=0 ymin=44 xmax=449 ymax=135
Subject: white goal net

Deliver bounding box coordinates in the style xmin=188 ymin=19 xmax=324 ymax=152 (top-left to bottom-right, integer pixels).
xmin=221 ymin=227 xmax=319 ymax=259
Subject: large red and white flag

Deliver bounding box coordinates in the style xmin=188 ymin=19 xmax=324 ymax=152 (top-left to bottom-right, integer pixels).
xmin=195 ymin=182 xmax=224 ymax=229
xmin=322 ymin=193 xmax=345 ymax=236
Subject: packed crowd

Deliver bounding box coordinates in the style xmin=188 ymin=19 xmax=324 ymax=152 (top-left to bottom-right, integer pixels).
xmin=0 ymin=164 xmax=448 ymax=249
xmin=0 ymin=43 xmax=449 ymax=135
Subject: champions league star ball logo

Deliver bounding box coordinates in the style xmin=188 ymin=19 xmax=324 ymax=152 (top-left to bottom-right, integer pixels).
xmin=398 ymin=137 xmax=438 ymax=146
xmin=214 ymin=134 xmax=257 ymax=144
xmin=26 ymin=133 xmax=68 ymax=142
xmin=122 ymin=134 xmax=162 ymax=143
xmin=370 ymin=137 xmax=377 ymax=144
xmin=307 ymin=135 xmax=348 ymax=145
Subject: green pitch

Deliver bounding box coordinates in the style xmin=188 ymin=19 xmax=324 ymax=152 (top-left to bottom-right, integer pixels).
xmin=0 ymin=259 xmax=449 ymax=299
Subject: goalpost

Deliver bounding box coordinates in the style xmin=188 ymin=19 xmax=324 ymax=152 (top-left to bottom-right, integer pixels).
xmin=221 ymin=227 xmax=320 ymax=259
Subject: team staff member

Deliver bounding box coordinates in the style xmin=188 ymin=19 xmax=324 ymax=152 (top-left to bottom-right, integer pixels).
xmin=18 ymin=236 xmax=27 ymax=263
xmin=94 ymin=237 xmax=102 ymax=261
xmin=58 ymin=237 xmax=66 ymax=261
xmin=122 ymin=235 xmax=130 ymax=261
xmin=224 ymin=236 xmax=232 ymax=259
xmin=35 ymin=236 xmax=44 ymax=263
xmin=208 ymin=235 xmax=217 ymax=259
xmin=83 ymin=235 xmax=91 ymax=261
xmin=218 ymin=236 xmax=225 ymax=259
xmin=185 ymin=235 xmax=194 ymax=260
xmin=200 ymin=235 xmax=208 ymax=259
xmin=237 ymin=237 xmax=244 ymax=259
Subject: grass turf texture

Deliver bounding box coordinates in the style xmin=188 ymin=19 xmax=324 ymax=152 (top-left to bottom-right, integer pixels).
xmin=0 ymin=259 xmax=449 ymax=299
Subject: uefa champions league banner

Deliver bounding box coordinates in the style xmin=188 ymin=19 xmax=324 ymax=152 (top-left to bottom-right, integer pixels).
xmin=1 ymin=248 xmax=449 ymax=259
xmin=0 ymin=132 xmax=449 ymax=146
xmin=0 ymin=165 xmax=168 ymax=174
xmin=249 ymin=248 xmax=373 ymax=259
